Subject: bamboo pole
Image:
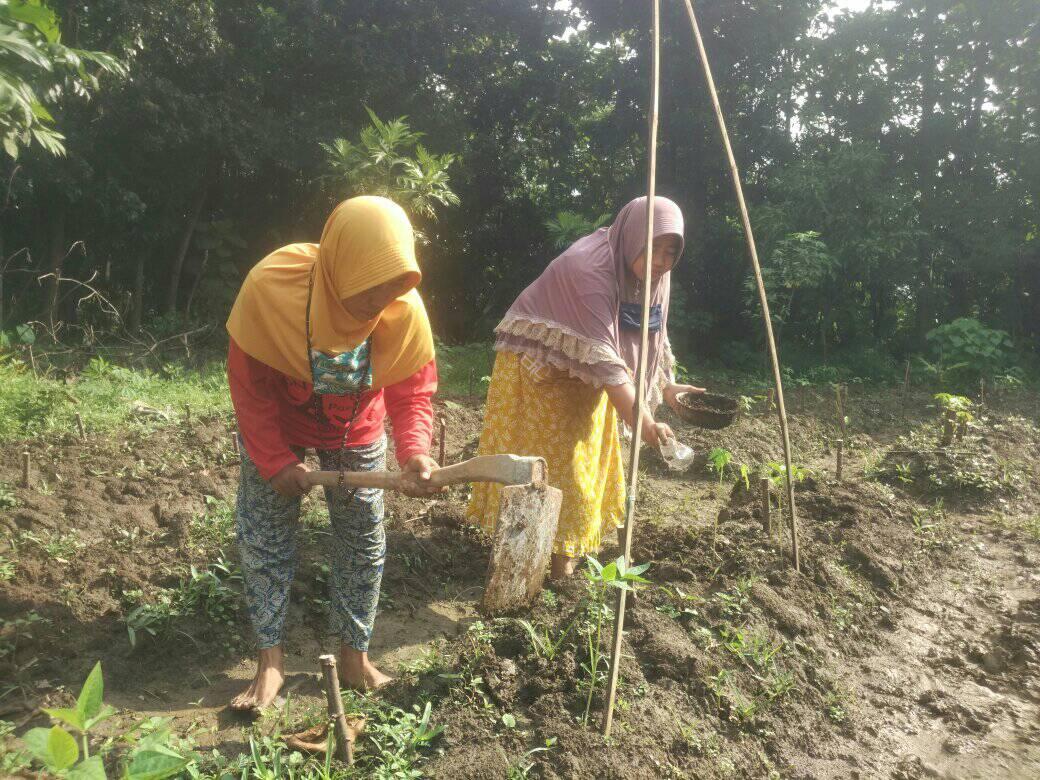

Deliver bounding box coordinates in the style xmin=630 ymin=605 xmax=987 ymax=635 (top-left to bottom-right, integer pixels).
xmin=319 ymin=655 xmax=354 ymax=765
xmin=681 ymin=0 xmax=800 ymax=570
xmin=602 ymin=0 xmax=660 ymax=739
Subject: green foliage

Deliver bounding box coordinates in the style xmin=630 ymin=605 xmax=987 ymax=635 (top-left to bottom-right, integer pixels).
xmin=706 ymin=448 xmax=733 ymax=484
xmin=321 ymin=107 xmax=459 ymax=224
xmin=579 ymin=556 xmax=651 ymax=726
xmin=123 ymin=555 xmax=240 ymax=647
xmin=544 ymin=210 xmax=611 ymax=249
xmin=24 ymin=662 xmax=190 ymax=779
xmin=0 ymin=0 xmax=125 ymax=158
xmin=933 ymin=393 xmax=974 ymax=424
xmin=0 ymin=357 xmax=229 ymax=442
xmin=927 ymin=319 xmax=1015 ymax=382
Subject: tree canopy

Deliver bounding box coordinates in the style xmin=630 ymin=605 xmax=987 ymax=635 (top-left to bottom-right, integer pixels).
xmin=1 ymin=0 xmax=1036 ymax=375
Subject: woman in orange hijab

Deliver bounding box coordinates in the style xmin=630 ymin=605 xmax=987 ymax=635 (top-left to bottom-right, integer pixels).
xmin=225 ymin=196 xmax=439 ymax=710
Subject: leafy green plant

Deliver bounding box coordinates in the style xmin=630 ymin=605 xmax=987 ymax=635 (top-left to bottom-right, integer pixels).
xmin=24 ymin=662 xmax=190 ymax=779
xmin=580 ymin=556 xmax=651 ymax=726
xmin=934 ymin=393 xmax=974 ymax=425
xmin=320 ymin=107 xmax=459 ymax=225
xmin=0 ymin=482 xmax=17 ymax=509
xmin=0 ymin=0 xmax=127 ymax=159
xmin=544 ymin=211 xmax=611 ymax=249
xmin=927 ymin=318 xmax=1014 ymax=382
xmin=706 ymin=448 xmax=733 ymax=483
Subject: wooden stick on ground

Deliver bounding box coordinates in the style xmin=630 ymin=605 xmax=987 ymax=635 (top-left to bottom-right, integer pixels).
xmin=681 ymin=0 xmax=800 ymax=571
xmin=319 ymin=655 xmax=354 ymax=765
xmin=21 ymin=451 xmax=30 ymax=488
xmin=438 ymin=416 xmax=447 ymax=468
xmin=759 ymin=477 xmax=770 ymax=534
xmin=602 ymin=0 xmax=661 ymax=740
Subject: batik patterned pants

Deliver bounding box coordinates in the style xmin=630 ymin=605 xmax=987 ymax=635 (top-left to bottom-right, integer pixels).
xmin=235 ymin=436 xmax=386 ymax=651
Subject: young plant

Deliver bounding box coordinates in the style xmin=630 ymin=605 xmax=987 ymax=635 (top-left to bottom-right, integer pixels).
xmin=580 ymin=556 xmax=651 ymax=726
xmin=934 ymin=393 xmax=974 ymax=425
xmin=706 ymin=448 xmax=733 ymax=484
xmin=25 ymin=662 xmax=190 ymax=779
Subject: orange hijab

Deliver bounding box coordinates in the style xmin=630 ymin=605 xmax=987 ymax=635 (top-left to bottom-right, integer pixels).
xmin=227 ymin=196 xmax=434 ymax=390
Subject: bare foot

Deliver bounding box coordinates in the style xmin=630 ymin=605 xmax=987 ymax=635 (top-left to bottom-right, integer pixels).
xmin=549 ymin=553 xmax=578 ymax=580
xmin=339 ymin=646 xmax=393 ymax=691
xmin=230 ymin=646 xmax=285 ymax=711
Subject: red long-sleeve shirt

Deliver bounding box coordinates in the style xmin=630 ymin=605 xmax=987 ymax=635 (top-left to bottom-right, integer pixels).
xmin=228 ymin=338 xmax=437 ymax=480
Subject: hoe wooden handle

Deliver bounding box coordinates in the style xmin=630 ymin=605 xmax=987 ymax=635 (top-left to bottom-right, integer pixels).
xmin=304 ymin=453 xmax=546 ymax=493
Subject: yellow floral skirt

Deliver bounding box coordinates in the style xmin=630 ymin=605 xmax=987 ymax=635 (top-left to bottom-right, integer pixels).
xmin=466 ymin=350 xmax=625 ymax=557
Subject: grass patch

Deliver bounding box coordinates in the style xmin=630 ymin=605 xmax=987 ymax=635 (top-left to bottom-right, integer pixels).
xmin=0 ymin=357 xmax=230 ymax=442
xmin=435 ymin=340 xmax=494 ymax=397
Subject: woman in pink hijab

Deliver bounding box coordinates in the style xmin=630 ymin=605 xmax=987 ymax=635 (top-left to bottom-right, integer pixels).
xmin=467 ymin=196 xmax=705 ymax=578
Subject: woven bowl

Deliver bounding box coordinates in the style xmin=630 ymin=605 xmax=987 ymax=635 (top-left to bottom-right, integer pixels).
xmin=675 ymin=392 xmax=740 ymax=430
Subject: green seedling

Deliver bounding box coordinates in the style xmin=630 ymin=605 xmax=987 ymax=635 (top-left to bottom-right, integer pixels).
xmin=706 ymin=448 xmax=733 ymax=484
xmin=25 ymin=662 xmax=190 ymax=779
xmin=580 ymin=556 xmax=651 ymax=726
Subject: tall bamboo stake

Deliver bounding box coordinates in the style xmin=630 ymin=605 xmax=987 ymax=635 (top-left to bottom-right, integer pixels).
xmin=681 ymin=0 xmax=800 ymax=570
xmin=601 ymin=0 xmax=661 ymax=739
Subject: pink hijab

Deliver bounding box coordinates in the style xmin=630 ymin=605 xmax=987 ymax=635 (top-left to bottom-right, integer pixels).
xmin=495 ymin=196 xmax=685 ymax=390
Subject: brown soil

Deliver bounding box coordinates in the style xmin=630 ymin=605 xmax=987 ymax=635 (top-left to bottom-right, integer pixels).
xmin=2 ymin=386 xmax=1038 ymax=778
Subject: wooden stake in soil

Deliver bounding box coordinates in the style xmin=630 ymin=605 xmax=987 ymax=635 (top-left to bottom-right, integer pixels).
xmin=941 ymin=410 xmax=956 ymax=447
xmin=185 ymin=404 xmax=192 ymax=423
xmin=21 ymin=451 xmax=30 ymax=488
xmin=904 ymin=360 xmax=911 ymax=394
xmin=602 ymin=0 xmax=661 ymax=740
xmin=979 ymin=377 xmax=986 ymax=406
xmin=835 ymin=440 xmax=844 ymax=482
xmin=759 ymin=477 xmax=770 ymax=533
xmin=231 ymin=433 xmax=241 ymax=460
xmin=75 ymin=413 xmax=85 ymax=440
xmin=835 ymin=384 xmax=847 ymax=440
xmin=319 ymin=655 xmax=354 ymax=765
xmin=767 ymin=387 xmax=776 ymax=411
xmin=28 ymin=345 xmax=38 ymax=379
xmin=438 ymin=416 xmax=447 ymax=468
xmin=681 ymin=0 xmax=800 ymax=571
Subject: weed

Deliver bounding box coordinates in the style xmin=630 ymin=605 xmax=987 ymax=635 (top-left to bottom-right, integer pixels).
xmin=123 ymin=556 xmax=241 ymax=647
xmin=187 ymin=498 xmax=236 ymax=554
xmin=719 ymin=625 xmax=782 ymax=670
xmin=714 ymin=576 xmax=759 ymax=620
xmin=517 ymin=618 xmax=574 ymax=662
xmin=0 ymin=612 xmax=48 ymax=661
xmin=824 ymin=691 xmax=849 ymax=723
xmin=351 ymin=695 xmax=445 ymax=776
xmin=540 ymin=588 xmax=559 ymax=609
xmin=18 ymin=529 xmax=85 ymax=562
xmin=0 ymin=483 xmax=17 ymax=509
xmin=506 ymin=738 xmax=555 ymax=778
xmin=678 ymin=720 xmax=721 ymax=756
xmin=0 ymin=556 xmax=14 ymax=582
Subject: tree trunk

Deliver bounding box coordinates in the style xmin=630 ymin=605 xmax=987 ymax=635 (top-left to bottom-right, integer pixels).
xmin=45 ymin=204 xmax=67 ymax=329
xmin=164 ymin=186 xmax=207 ymax=315
xmin=913 ymin=0 xmax=941 ymax=347
xmin=131 ymin=253 xmax=145 ymax=331
xmin=184 ymin=249 xmax=209 ymax=317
